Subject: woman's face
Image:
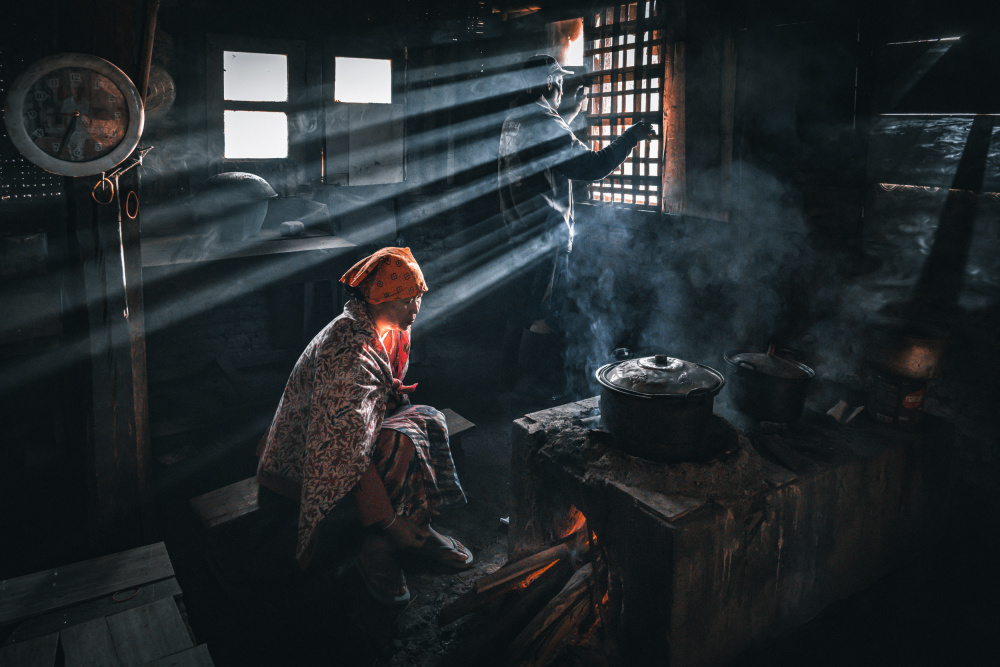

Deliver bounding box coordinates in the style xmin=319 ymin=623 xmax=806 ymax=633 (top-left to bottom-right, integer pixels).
xmin=372 ymin=293 xmax=422 ymax=332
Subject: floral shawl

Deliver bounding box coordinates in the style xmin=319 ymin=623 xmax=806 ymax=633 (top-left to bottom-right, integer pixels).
xmin=257 ymin=298 xmax=408 ymax=568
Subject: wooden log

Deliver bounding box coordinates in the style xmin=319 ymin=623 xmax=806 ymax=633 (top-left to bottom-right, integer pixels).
xmin=441 ymin=533 xmax=589 ymax=626
xmin=503 ymin=563 xmax=595 ymax=666
xmin=439 ymin=551 xmax=569 ymax=627
xmin=475 ymin=543 xmax=572 ymax=594
xmin=440 ymin=559 xmax=574 ymax=667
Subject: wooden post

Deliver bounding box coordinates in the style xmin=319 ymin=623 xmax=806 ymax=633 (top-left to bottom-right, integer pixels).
xmin=662 ymin=39 xmax=686 ymax=214
xmin=59 ymin=0 xmax=152 ymax=545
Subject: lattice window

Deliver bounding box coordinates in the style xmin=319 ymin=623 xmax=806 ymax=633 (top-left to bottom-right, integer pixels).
xmin=584 ymin=1 xmax=664 ymax=209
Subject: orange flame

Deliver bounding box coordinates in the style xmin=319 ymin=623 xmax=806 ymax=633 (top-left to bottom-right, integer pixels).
xmin=516 ymin=559 xmax=559 ymax=589
xmin=559 ymin=505 xmax=587 ymax=538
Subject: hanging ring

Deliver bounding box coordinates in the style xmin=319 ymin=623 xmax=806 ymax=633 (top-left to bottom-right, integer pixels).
xmin=92 ymin=174 xmax=115 ymax=204
xmin=126 ymin=190 xmax=139 ymax=219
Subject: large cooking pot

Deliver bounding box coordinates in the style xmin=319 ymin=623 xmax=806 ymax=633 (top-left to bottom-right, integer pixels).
xmin=724 ymin=350 xmax=815 ymax=423
xmin=596 ymin=354 xmax=726 ymax=463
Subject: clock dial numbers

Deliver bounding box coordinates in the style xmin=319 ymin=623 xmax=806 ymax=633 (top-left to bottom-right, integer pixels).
xmin=23 ymin=67 xmax=129 ymax=163
xmin=4 ymin=53 xmax=145 ymax=176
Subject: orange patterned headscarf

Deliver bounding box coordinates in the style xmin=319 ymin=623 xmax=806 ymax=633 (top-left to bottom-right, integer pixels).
xmin=340 ymin=247 xmax=428 ymax=304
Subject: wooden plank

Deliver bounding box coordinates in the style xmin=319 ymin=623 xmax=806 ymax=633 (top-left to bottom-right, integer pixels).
xmin=609 ymin=481 xmax=703 ymax=522
xmin=0 ymin=543 xmax=174 ymax=626
xmin=442 ymin=408 xmax=475 ymax=438
xmin=7 ymin=578 xmax=182 ymax=644
xmin=0 ymin=632 xmax=59 ymax=666
xmin=106 ymin=598 xmax=193 ymax=665
xmin=145 ymin=644 xmax=215 ymax=667
xmin=189 ymin=477 xmax=260 ymax=530
xmin=60 ymin=617 xmax=121 ymax=667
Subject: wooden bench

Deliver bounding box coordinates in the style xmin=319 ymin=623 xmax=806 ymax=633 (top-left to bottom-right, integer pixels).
xmin=189 ymin=409 xmax=475 ymax=587
xmin=0 ymin=543 xmax=214 ymax=666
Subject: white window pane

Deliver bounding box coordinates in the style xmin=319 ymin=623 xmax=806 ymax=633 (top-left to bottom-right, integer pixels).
xmin=335 ymin=57 xmax=392 ymax=104
xmin=224 ymin=51 xmax=287 ymax=102
xmin=224 ymin=111 xmax=288 ymax=158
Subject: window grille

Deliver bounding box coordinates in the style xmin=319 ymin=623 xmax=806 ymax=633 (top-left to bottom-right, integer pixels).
xmin=584 ymin=1 xmax=664 ymax=209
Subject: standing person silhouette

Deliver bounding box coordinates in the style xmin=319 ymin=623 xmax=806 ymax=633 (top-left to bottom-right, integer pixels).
xmin=498 ymin=54 xmax=655 ymax=399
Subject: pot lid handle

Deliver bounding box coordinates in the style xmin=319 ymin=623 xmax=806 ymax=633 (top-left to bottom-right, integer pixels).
xmin=638 ymin=355 xmax=685 ymax=372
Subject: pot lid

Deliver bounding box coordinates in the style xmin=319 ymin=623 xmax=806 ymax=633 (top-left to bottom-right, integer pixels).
xmin=600 ymin=354 xmax=724 ymax=396
xmin=729 ymin=352 xmax=813 ymax=380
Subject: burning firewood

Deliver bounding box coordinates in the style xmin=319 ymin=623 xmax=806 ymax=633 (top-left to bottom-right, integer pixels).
xmin=502 ymin=563 xmax=596 ymax=666
xmin=476 ymin=542 xmax=574 ymax=594
xmin=440 ymin=558 xmax=575 ymax=667
xmin=439 ymin=534 xmax=589 ymax=626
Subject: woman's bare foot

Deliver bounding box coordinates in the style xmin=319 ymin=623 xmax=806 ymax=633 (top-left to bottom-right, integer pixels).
xmin=420 ymin=526 xmax=474 ymax=569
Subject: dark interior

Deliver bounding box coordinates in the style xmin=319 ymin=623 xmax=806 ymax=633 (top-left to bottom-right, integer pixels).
xmin=2 ymin=0 xmax=999 ymax=665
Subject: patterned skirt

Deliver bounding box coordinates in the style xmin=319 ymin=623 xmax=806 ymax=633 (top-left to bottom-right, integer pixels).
xmin=373 ymin=404 xmax=467 ymax=525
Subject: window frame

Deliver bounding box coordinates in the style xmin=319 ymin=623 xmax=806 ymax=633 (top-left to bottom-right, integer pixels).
xmin=582 ymin=1 xmax=667 ymax=211
xmin=321 ymin=41 xmax=407 ymax=186
xmin=205 ymin=34 xmax=311 ymax=172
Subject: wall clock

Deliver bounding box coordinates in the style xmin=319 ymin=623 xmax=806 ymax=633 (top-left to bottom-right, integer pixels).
xmin=3 ymin=53 xmax=145 ymax=177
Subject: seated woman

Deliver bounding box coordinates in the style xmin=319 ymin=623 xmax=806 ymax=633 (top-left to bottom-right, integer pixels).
xmin=256 ymin=247 xmax=472 ymax=606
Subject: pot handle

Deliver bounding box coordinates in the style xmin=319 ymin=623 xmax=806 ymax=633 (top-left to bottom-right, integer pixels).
xmin=685 ymin=387 xmax=711 ymax=400
xmin=737 ymin=360 xmax=757 ymax=372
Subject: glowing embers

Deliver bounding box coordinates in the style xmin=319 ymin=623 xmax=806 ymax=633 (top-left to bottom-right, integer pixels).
xmin=558 ymin=504 xmax=588 ymax=538
xmin=224 ymin=111 xmax=288 ymax=159
xmin=223 ymin=51 xmax=288 ymax=102
xmin=516 ymin=559 xmax=560 ymax=590
xmin=334 ymin=57 xmax=392 ymax=104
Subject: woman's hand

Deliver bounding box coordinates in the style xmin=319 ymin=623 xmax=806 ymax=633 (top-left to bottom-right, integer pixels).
xmin=382 ymin=515 xmax=429 ymax=549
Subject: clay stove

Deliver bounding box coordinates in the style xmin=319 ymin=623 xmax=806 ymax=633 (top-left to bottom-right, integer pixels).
xmin=509 ymin=396 xmax=952 ymax=666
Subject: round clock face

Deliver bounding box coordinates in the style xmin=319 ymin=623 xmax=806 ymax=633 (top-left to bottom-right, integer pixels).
xmin=3 ymin=54 xmax=144 ymax=177
xmin=22 ymin=68 xmax=130 ymax=162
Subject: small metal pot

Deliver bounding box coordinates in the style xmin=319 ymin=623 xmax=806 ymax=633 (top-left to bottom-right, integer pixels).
xmin=596 ymin=354 xmax=726 ymax=463
xmin=723 ymin=351 xmax=815 ymax=423
xmin=865 ymin=318 xmax=948 ymax=380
